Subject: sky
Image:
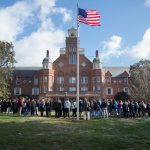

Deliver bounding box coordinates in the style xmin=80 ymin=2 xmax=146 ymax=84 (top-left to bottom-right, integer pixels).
xmin=0 ymin=0 xmax=150 ymax=67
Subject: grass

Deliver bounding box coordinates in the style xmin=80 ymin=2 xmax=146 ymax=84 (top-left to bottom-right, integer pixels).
xmin=0 ymin=114 xmax=150 ymax=150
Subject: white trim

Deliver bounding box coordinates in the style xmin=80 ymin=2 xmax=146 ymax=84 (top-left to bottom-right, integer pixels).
xmin=14 ymin=87 xmax=22 ymax=95
xmin=123 ymin=87 xmax=129 ymax=94
xmin=106 ymin=87 xmax=113 ymax=95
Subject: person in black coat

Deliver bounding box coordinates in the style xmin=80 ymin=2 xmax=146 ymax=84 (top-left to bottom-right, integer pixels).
xmin=147 ymin=103 xmax=150 ymax=118
xmin=39 ymin=99 xmax=45 ymax=117
xmin=45 ymin=99 xmax=52 ymax=117
xmin=30 ymin=99 xmax=36 ymax=116
xmin=53 ymin=99 xmax=59 ymax=118
xmin=58 ymin=99 xmax=62 ymax=118
xmin=79 ymin=99 xmax=83 ymax=118
xmin=12 ymin=99 xmax=18 ymax=114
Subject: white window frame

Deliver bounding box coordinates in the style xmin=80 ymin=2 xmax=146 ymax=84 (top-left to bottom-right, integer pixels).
xmin=123 ymin=87 xmax=129 ymax=94
xmin=34 ymin=76 xmax=38 ymax=85
xmin=40 ymin=86 xmax=42 ymax=93
xmin=80 ymin=76 xmax=88 ymax=84
xmin=57 ymin=87 xmax=64 ymax=92
xmin=96 ymin=76 xmax=100 ymax=82
xmin=69 ymin=87 xmax=76 ymax=92
xmin=14 ymin=87 xmax=21 ymax=95
xmin=44 ymin=76 xmax=48 ymax=83
xmin=44 ymin=86 xmax=48 ymax=93
xmin=107 ymin=77 xmax=111 ymax=85
xmin=81 ymin=86 xmax=88 ymax=92
xmin=123 ymin=77 xmax=128 ymax=84
xmin=113 ymin=80 xmax=117 ymax=83
xmin=93 ymin=86 xmax=95 ymax=91
xmin=69 ymin=76 xmax=76 ymax=84
xmin=97 ymin=85 xmax=100 ymax=91
xmin=106 ymin=87 xmax=113 ymax=95
xmin=57 ymin=76 xmax=64 ymax=84
xmin=32 ymin=88 xmax=39 ymax=95
xmin=16 ymin=77 xmax=21 ymax=85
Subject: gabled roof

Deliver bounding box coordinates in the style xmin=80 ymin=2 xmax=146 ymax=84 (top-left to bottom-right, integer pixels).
xmin=115 ymin=71 xmax=129 ymax=77
xmin=103 ymin=67 xmax=129 ymax=77
xmin=105 ymin=71 xmax=112 ymax=76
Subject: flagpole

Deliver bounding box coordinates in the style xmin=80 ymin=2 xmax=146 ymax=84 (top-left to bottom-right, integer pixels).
xmin=76 ymin=0 xmax=79 ymax=121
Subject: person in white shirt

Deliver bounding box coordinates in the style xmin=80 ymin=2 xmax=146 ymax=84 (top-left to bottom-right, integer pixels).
xmin=64 ymin=98 xmax=71 ymax=118
xmin=71 ymin=99 xmax=77 ymax=117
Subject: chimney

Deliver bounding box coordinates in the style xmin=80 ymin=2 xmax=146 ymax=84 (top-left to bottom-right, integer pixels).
xmin=96 ymin=50 xmax=99 ymax=57
xmin=46 ymin=50 xmax=49 ymax=58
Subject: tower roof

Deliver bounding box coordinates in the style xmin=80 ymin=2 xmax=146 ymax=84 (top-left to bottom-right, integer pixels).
xmin=42 ymin=50 xmax=52 ymax=64
xmin=93 ymin=50 xmax=100 ymax=62
xmin=93 ymin=57 xmax=100 ymax=62
xmin=43 ymin=57 xmax=52 ymax=63
xmin=68 ymin=27 xmax=77 ymax=38
xmin=68 ymin=27 xmax=77 ymax=31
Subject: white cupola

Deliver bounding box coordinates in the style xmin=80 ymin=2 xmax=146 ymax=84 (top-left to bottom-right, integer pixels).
xmin=93 ymin=50 xmax=102 ymax=69
xmin=68 ymin=27 xmax=77 ymax=38
xmin=42 ymin=50 xmax=52 ymax=69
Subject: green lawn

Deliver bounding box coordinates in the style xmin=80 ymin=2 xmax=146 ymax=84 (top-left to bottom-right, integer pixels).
xmin=0 ymin=114 xmax=150 ymax=150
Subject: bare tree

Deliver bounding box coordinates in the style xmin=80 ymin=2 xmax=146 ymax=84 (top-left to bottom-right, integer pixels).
xmin=129 ymin=60 xmax=150 ymax=102
xmin=0 ymin=41 xmax=16 ymax=98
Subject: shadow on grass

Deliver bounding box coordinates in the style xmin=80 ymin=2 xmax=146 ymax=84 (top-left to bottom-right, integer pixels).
xmin=0 ymin=115 xmax=150 ymax=150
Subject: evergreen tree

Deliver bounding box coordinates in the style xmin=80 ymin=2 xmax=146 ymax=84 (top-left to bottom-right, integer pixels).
xmin=114 ymin=91 xmax=129 ymax=101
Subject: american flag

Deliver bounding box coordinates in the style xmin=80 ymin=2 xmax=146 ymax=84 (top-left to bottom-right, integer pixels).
xmin=78 ymin=8 xmax=101 ymax=26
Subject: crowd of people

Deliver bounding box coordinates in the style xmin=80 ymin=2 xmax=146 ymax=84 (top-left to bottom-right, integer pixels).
xmin=0 ymin=97 xmax=150 ymax=120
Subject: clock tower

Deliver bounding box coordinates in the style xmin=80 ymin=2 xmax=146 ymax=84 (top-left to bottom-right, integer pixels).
xmin=66 ymin=27 xmax=79 ymax=65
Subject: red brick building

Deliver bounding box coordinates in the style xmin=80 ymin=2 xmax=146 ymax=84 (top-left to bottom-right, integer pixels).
xmin=11 ymin=28 xmax=129 ymax=100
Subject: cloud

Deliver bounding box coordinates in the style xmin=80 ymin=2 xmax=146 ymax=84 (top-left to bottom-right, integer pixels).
xmin=33 ymin=0 xmax=72 ymax=23
xmin=0 ymin=1 xmax=33 ymax=41
xmin=101 ymin=28 xmax=150 ymax=65
xmin=0 ymin=0 xmax=72 ymax=66
xmin=128 ymin=28 xmax=150 ymax=59
xmin=51 ymin=8 xmax=72 ymax=23
xmin=15 ymin=29 xmax=65 ymax=66
xmin=102 ymin=35 xmax=123 ymax=60
xmin=103 ymin=35 xmax=122 ymax=50
xmin=145 ymin=0 xmax=150 ymax=7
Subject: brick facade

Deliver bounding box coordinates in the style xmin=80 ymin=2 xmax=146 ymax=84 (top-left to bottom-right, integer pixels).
xmin=11 ymin=28 xmax=129 ymax=100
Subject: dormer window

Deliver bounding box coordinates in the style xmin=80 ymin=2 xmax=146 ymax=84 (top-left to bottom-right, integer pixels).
xmin=107 ymin=77 xmax=111 ymax=84
xmin=123 ymin=78 xmax=128 ymax=84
